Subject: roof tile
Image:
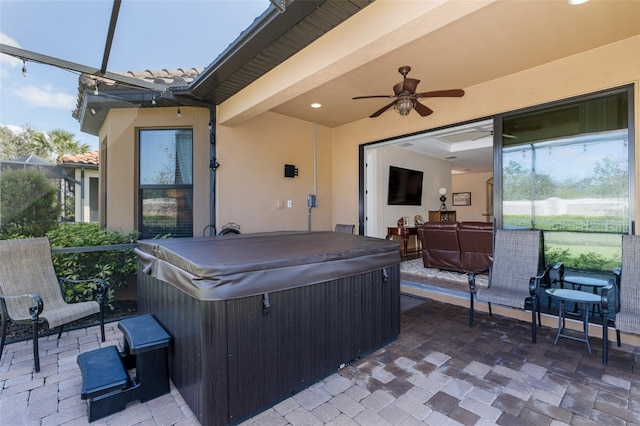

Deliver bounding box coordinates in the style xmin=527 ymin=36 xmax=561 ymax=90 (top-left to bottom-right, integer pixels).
xmin=62 ymin=151 xmax=99 ymax=166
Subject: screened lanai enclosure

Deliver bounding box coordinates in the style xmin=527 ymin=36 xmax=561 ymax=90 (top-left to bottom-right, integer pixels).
xmin=498 ymin=87 xmax=633 ymax=271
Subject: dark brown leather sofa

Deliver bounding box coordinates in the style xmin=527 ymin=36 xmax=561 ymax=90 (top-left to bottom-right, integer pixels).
xmin=417 ymin=221 xmax=493 ymax=272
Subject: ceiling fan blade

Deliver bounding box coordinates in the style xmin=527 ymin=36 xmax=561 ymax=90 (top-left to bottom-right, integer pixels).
xmin=416 ymin=89 xmax=465 ymax=98
xmin=402 ymin=78 xmax=420 ymax=94
xmin=370 ymin=101 xmax=396 ymax=118
xmin=393 ymin=78 xmax=421 ymax=95
xmin=353 ymin=95 xmax=395 ymax=100
xmin=413 ymin=101 xmax=433 ymax=117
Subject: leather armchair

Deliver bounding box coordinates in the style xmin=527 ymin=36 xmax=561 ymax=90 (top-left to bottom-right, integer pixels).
xmin=417 ymin=222 xmax=462 ymax=271
xmin=458 ymin=222 xmax=494 ymax=272
xmin=417 ymin=221 xmax=494 ymax=273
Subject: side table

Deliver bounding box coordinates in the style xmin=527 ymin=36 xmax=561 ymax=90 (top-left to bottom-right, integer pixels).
xmin=386 ymin=226 xmax=420 ymax=260
xmin=545 ymin=288 xmax=602 ymax=354
xmin=561 ymin=274 xmax=611 ymax=315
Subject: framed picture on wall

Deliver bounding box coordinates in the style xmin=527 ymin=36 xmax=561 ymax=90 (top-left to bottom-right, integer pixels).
xmin=452 ymin=192 xmax=471 ymax=206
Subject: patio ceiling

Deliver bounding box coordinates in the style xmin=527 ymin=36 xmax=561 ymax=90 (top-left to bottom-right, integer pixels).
xmin=74 ymin=0 xmax=640 ymax=134
xmin=217 ymin=0 xmax=640 ymax=129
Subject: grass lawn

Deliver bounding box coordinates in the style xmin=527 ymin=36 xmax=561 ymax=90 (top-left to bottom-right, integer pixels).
xmin=544 ymin=231 xmax=622 ymax=269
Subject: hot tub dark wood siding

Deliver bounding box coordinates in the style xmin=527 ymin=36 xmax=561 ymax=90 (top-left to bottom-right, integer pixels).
xmin=138 ymin=265 xmax=400 ymax=426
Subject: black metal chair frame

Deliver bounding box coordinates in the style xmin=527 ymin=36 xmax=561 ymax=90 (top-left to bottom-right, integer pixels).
xmin=0 ymin=277 xmax=106 ymax=372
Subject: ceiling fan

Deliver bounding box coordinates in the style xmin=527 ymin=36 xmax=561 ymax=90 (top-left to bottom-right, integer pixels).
xmin=352 ymin=66 xmax=465 ymax=118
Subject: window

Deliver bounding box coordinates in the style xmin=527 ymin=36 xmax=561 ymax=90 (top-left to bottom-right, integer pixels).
xmin=499 ymin=88 xmax=632 ymax=270
xmin=139 ymin=129 xmax=193 ymax=238
xmin=89 ymin=177 xmax=99 ymax=222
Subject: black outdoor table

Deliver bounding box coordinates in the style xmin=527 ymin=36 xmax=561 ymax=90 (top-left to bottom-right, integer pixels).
xmin=561 ymin=274 xmax=610 ymax=315
xmin=546 ymin=288 xmax=602 ymax=354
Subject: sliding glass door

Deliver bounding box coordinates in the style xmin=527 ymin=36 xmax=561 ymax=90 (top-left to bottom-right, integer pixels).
xmin=497 ymin=86 xmax=634 ymax=270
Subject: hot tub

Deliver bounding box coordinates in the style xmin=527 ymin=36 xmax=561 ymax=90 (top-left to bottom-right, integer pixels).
xmin=135 ymin=231 xmax=400 ymax=426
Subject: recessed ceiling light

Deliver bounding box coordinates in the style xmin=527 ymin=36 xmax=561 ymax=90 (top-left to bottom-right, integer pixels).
xmin=310 ymin=103 xmax=322 ymax=108
xmin=568 ymin=0 xmax=589 ymax=5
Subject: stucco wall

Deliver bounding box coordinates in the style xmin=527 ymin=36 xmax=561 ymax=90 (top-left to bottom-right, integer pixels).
xmin=99 ymin=106 xmax=210 ymax=235
xmin=329 ymin=36 xmax=640 ymax=229
xmin=100 ymin=36 xmax=639 ymax=236
xmin=215 ymin=112 xmax=332 ymax=233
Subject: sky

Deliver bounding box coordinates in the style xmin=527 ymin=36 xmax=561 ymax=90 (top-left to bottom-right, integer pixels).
xmin=0 ymin=0 xmax=270 ymax=152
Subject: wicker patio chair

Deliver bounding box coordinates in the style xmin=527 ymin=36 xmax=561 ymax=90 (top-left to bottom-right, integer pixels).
xmin=0 ymin=237 xmax=106 ymax=372
xmin=468 ymin=229 xmax=549 ymax=343
xmin=602 ymin=234 xmax=636 ymax=364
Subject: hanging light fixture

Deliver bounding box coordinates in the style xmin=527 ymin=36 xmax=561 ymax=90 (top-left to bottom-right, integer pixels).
xmin=394 ymin=96 xmax=415 ymax=116
xmin=21 ymin=60 xmax=27 ymax=77
xmin=93 ymin=80 xmax=99 ymax=96
xmin=177 ymin=107 xmax=181 ymax=118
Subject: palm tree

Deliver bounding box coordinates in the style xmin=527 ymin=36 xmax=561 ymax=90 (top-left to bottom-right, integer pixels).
xmin=35 ymin=129 xmax=90 ymax=163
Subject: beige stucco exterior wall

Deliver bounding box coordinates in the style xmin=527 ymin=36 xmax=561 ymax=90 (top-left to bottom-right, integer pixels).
xmin=330 ymin=35 xmax=640 ymax=229
xmin=100 ymin=36 xmax=638 ymax=236
xmin=215 ymin=111 xmax=332 ymax=233
xmin=99 ymin=106 xmax=210 ymax=235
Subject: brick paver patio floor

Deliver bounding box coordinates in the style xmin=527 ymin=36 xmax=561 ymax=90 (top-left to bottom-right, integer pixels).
xmin=2 ymin=296 xmax=639 ymax=425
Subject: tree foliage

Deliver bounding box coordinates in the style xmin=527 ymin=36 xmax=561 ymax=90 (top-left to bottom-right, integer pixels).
xmin=0 ymin=169 xmax=59 ymax=238
xmin=0 ymin=125 xmax=89 ymax=163
xmin=0 ymin=125 xmax=49 ymax=160
xmin=35 ymin=128 xmax=90 ymax=163
xmin=503 ymin=157 xmax=628 ymax=200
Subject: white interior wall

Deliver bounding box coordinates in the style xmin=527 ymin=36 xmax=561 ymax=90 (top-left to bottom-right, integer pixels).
xmin=451 ymin=172 xmax=493 ymax=223
xmin=368 ymin=145 xmax=451 ymax=239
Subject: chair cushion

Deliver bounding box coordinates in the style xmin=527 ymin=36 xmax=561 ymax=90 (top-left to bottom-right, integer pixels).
xmin=41 ymin=301 xmax=101 ymax=330
xmin=620 ymin=235 xmax=640 ymax=314
xmin=615 ymin=311 xmax=640 ymax=335
xmin=0 ymin=237 xmax=100 ymax=329
xmin=476 ymin=229 xmax=543 ymax=308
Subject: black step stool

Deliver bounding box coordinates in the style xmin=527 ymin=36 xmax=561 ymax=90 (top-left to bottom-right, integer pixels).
xmin=77 ymin=314 xmax=172 ymax=422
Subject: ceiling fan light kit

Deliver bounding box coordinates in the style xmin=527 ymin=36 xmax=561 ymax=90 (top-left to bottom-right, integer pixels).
xmin=394 ymin=96 xmax=415 ymax=116
xmin=353 ymin=66 xmax=465 ymax=118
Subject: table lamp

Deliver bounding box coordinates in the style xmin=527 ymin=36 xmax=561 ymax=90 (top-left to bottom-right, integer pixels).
xmin=438 ymin=187 xmax=448 ymax=211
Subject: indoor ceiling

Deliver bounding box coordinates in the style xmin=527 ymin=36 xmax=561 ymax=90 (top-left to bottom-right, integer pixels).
xmin=393 ymin=120 xmax=494 ymax=174
xmin=265 ymin=0 xmax=639 ymax=173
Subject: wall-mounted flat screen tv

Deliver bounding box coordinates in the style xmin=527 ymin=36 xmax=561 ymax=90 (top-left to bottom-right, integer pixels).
xmin=387 ymin=166 xmax=423 ymax=206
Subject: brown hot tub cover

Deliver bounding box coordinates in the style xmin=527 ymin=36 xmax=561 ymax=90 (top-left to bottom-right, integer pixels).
xmin=135 ymin=231 xmax=400 ymax=301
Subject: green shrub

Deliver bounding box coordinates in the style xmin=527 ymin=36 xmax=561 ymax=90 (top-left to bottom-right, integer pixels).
xmin=544 ymin=246 xmax=620 ymax=272
xmin=47 ymin=223 xmax=139 ymax=309
xmin=544 ymin=247 xmax=571 ymax=267
xmin=0 ymin=169 xmax=59 ymax=238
